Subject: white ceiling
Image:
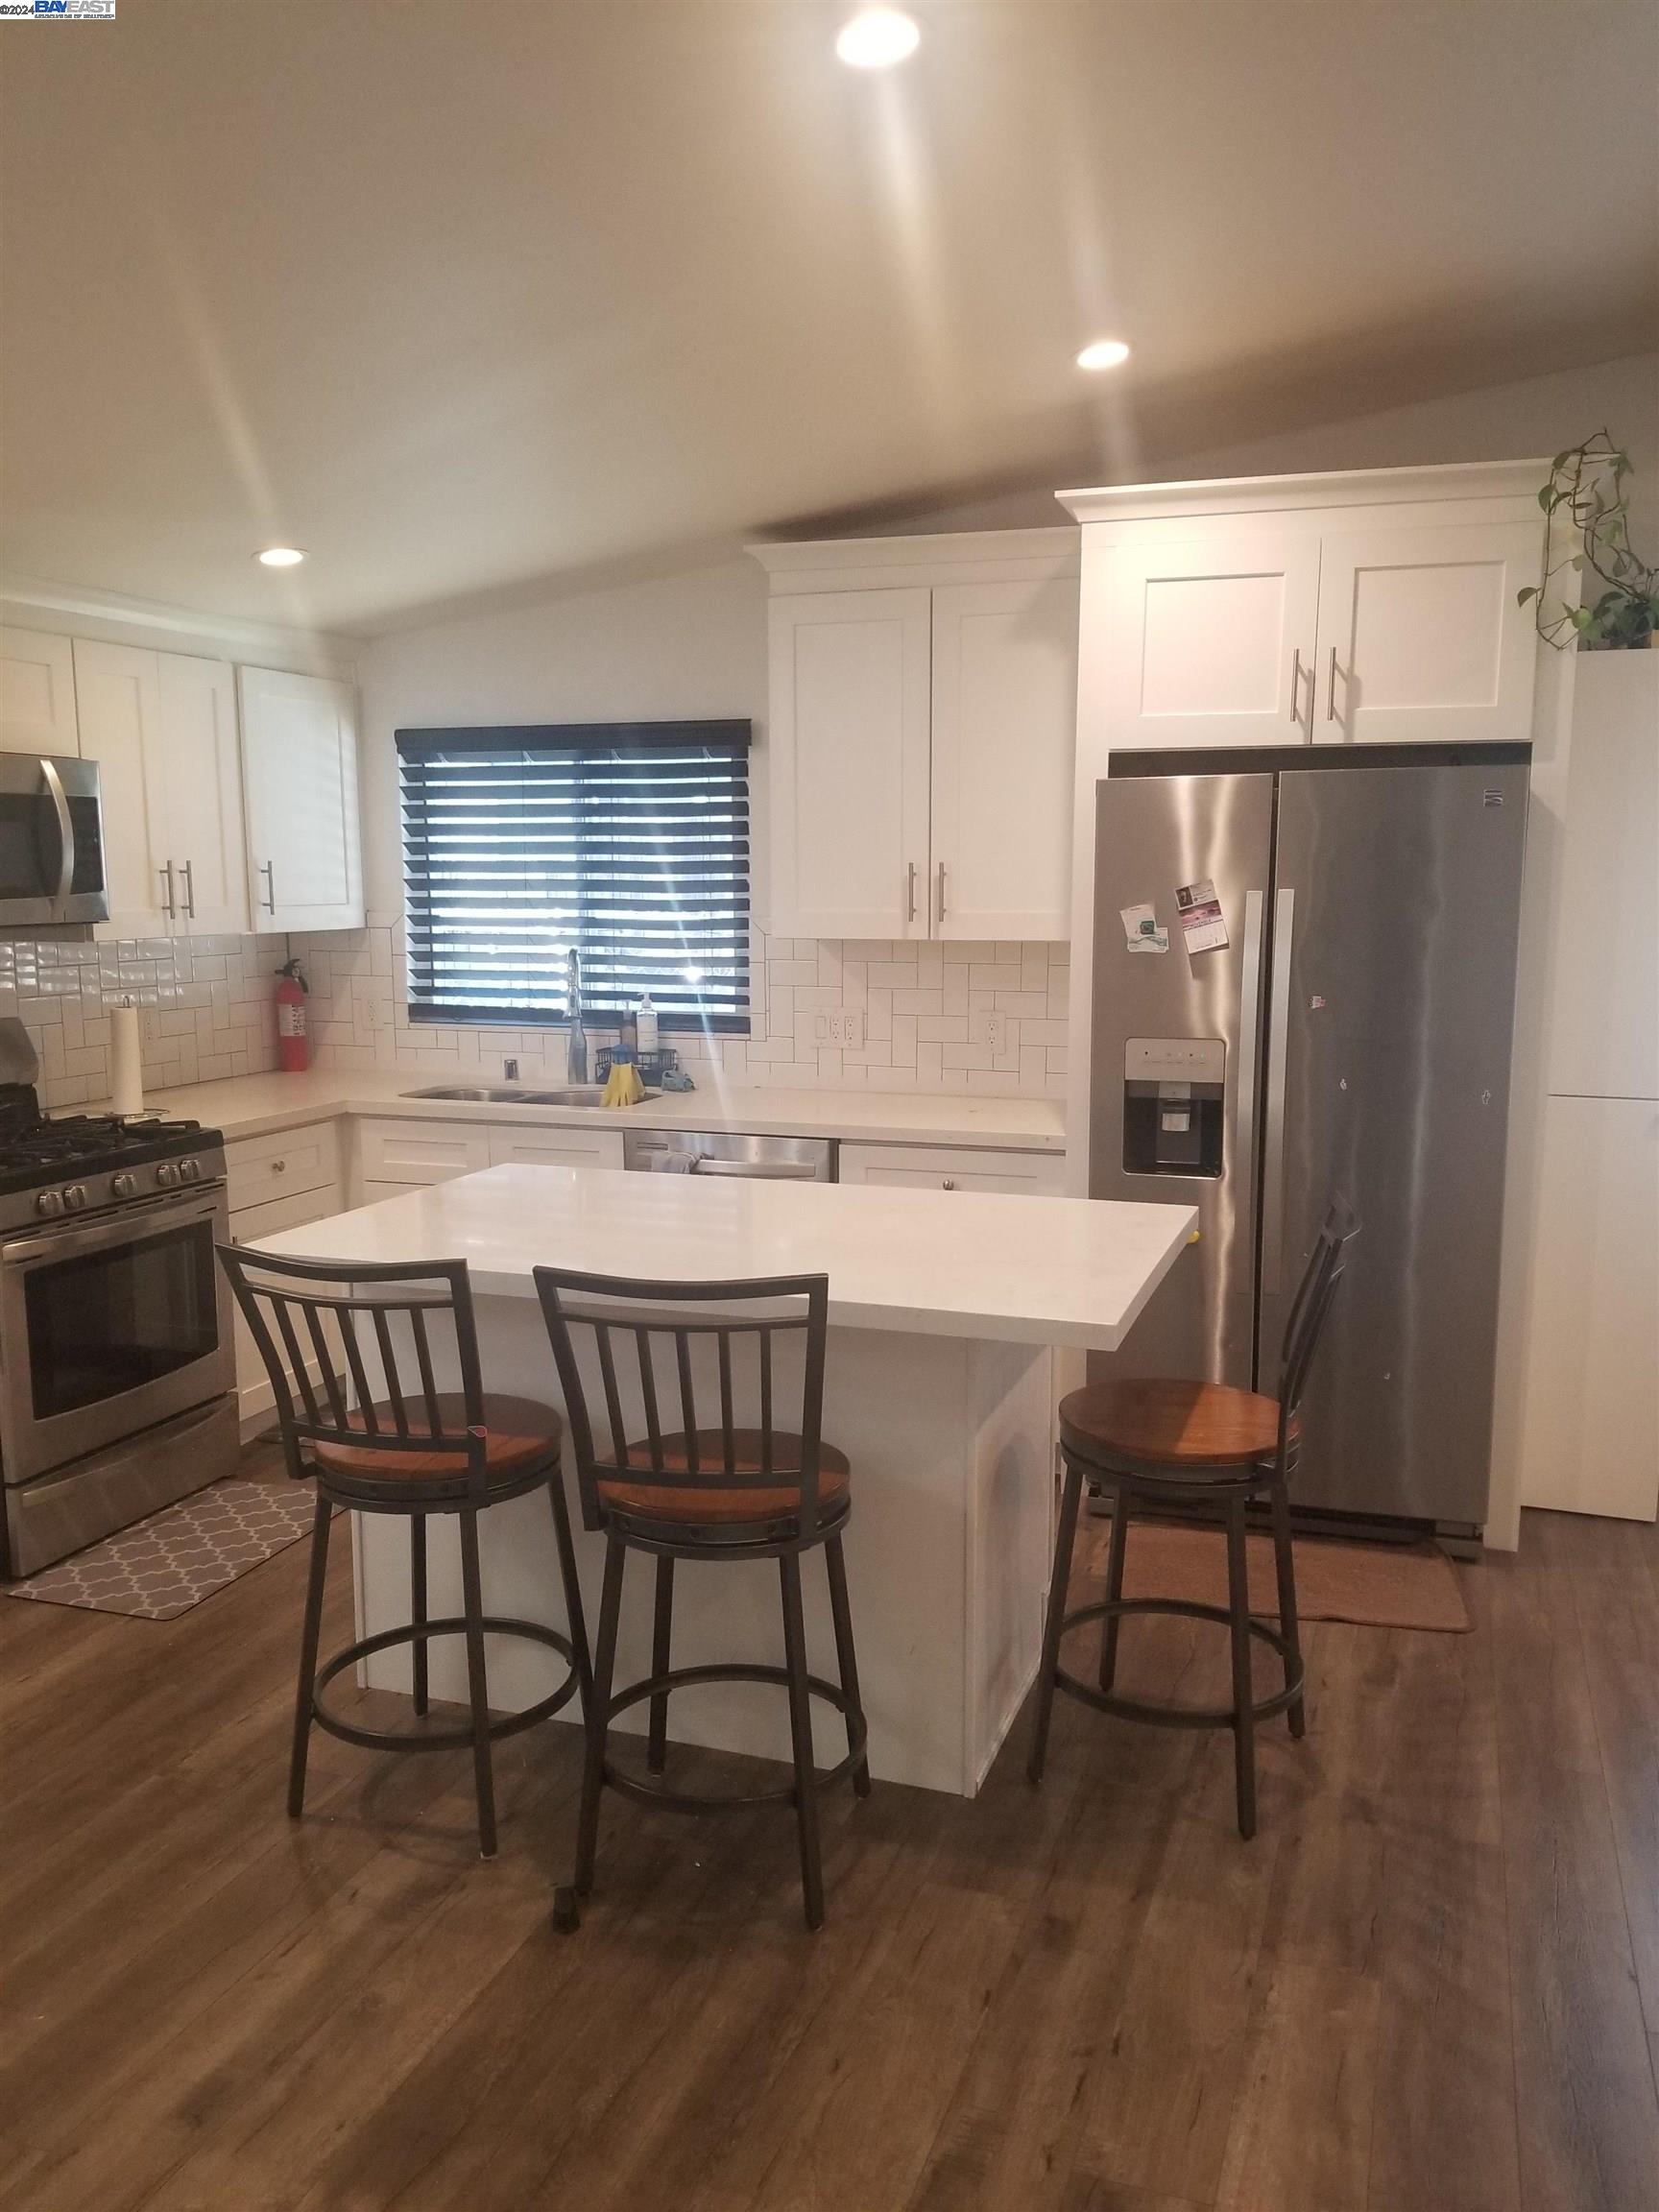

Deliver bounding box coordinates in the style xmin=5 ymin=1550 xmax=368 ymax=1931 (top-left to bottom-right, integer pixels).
xmin=3 ymin=1 xmax=1655 ymax=636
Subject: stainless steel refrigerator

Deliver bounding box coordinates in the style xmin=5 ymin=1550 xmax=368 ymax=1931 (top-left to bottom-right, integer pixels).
xmin=1090 ymin=742 xmax=1529 ymax=1538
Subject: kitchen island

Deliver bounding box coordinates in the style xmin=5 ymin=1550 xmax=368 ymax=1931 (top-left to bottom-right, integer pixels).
xmin=260 ymin=1166 xmax=1195 ymax=1796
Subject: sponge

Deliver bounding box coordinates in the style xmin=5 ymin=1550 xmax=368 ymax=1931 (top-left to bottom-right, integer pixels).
xmin=601 ymin=1061 xmax=645 ymax=1109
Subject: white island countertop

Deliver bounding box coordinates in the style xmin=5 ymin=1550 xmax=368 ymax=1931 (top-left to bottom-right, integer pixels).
xmin=262 ymin=1163 xmax=1195 ymax=1353
xmin=132 ymin=1068 xmax=1066 ymax=1153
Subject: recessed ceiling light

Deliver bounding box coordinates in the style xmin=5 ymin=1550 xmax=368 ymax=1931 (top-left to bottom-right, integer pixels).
xmin=835 ymin=8 xmax=921 ymax=69
xmin=1075 ymin=339 xmax=1132 ymax=373
xmin=255 ymin=545 xmax=305 ymax=567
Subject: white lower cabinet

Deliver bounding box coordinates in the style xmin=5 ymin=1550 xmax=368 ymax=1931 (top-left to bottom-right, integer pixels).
xmin=838 ymin=1142 xmax=1065 ymax=1197
xmin=226 ymin=1150 xmax=347 ymax=1430
xmin=488 ymin=1127 xmax=625 ymax=1173
xmin=354 ymin=1117 xmax=624 ymax=1201
xmin=1519 ymin=1095 xmax=1659 ymax=1522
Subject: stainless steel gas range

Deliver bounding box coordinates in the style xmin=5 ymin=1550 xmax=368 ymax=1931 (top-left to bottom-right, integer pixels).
xmin=0 ymin=1026 xmax=236 ymax=1578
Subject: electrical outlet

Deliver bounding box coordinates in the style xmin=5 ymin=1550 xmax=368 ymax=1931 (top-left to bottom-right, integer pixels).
xmin=970 ymin=1009 xmax=1009 ymax=1053
xmin=811 ymin=1010 xmax=865 ymax=1048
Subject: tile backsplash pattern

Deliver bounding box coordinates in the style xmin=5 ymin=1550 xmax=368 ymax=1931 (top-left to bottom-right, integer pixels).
xmin=299 ymin=922 xmax=1070 ymax=1099
xmin=4 ymin=936 xmax=279 ymax=1109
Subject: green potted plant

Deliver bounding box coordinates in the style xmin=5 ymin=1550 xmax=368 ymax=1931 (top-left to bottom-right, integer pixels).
xmin=1520 ymin=431 xmax=1658 ymax=648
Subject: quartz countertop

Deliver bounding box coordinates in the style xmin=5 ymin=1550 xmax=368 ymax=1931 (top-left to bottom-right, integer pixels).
xmin=127 ymin=1069 xmax=1067 ymax=1153
xmin=257 ymin=1163 xmax=1191 ymax=1352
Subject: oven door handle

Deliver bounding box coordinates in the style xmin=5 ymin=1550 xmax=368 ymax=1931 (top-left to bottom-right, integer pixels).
xmin=1 ymin=1188 xmax=226 ymax=1266
xmin=40 ymin=757 xmax=76 ymax=918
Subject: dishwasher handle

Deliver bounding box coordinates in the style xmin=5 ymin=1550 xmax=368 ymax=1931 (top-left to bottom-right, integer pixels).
xmin=691 ymin=1157 xmax=822 ymax=1180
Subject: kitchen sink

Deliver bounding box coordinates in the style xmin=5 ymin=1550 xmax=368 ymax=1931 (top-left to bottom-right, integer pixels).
xmin=399 ymin=1083 xmax=658 ymax=1107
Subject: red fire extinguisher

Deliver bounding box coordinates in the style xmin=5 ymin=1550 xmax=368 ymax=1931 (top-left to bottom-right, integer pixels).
xmin=275 ymin=957 xmax=309 ymax=1072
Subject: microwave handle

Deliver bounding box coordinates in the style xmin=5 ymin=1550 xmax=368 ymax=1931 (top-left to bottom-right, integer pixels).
xmin=40 ymin=758 xmax=75 ymax=916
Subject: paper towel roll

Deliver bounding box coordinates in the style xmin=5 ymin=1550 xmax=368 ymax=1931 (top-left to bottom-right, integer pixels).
xmin=109 ymin=1004 xmax=143 ymax=1118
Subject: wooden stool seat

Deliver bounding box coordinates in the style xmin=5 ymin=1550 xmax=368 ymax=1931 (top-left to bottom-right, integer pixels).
xmin=1060 ymin=1379 xmax=1288 ymax=1472
xmin=600 ymin=1430 xmax=852 ymax=1526
xmin=310 ymin=1393 xmax=563 ymax=1490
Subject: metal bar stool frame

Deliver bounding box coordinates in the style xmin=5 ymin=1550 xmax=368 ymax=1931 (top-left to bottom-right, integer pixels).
xmin=219 ymin=1243 xmax=591 ymax=1858
xmin=535 ymin=1265 xmax=870 ymax=1932
xmin=1027 ymin=1201 xmax=1358 ymax=1838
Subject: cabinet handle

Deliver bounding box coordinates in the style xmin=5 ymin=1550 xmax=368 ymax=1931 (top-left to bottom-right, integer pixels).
xmin=180 ymin=859 xmax=196 ymax=921
xmin=1326 ymin=645 xmax=1341 ymax=725
xmin=259 ymin=860 xmax=276 ymax=914
xmin=158 ymin=861 xmax=177 ymax=922
xmin=1289 ymin=647 xmax=1305 ymax=730
xmin=942 ymin=1177 xmax=956 ymax=1190
xmin=272 ymin=1159 xmax=286 ymax=1174
xmin=906 ymin=860 xmax=918 ymax=923
xmin=936 ymin=861 xmax=948 ymax=923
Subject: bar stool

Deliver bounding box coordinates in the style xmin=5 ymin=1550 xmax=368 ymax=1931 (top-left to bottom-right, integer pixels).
xmin=218 ymin=1246 xmax=590 ymax=1858
xmin=534 ymin=1266 xmax=870 ymax=1932
xmin=1027 ymin=1200 xmax=1358 ymax=1838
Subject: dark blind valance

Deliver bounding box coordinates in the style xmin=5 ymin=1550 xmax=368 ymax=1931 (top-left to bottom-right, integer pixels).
xmin=397 ymin=721 xmax=751 ymax=1032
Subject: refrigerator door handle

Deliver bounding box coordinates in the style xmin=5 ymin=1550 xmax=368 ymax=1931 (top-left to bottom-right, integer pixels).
xmin=1235 ymin=890 xmax=1265 ymax=1208
xmin=1261 ymin=886 xmax=1296 ymax=1294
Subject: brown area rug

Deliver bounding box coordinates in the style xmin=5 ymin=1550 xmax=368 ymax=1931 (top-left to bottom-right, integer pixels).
xmin=1083 ymin=1516 xmax=1472 ymax=1633
xmin=2 ymin=1477 xmax=318 ymax=1622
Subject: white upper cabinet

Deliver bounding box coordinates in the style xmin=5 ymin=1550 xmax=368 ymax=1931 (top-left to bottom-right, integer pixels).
xmin=756 ymin=531 xmax=1079 ymax=942
xmin=767 ymin=589 xmax=931 ymax=939
xmin=71 ymin=639 xmax=171 ymax=935
xmin=72 ymin=640 xmax=249 ymax=938
xmin=156 ymin=654 xmax=249 ymax=934
xmin=238 ymin=666 xmax=364 ymax=934
xmin=1101 ymin=534 xmax=1321 ymax=748
xmin=1311 ymin=519 xmax=1541 ymax=743
xmin=0 ymin=629 xmax=80 ymax=756
xmin=929 ymin=577 xmax=1078 ymax=940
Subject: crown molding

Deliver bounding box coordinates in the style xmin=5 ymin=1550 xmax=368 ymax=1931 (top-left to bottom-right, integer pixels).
xmin=1057 ymin=458 xmax=1551 ymax=526
xmin=0 ymin=572 xmax=362 ymax=673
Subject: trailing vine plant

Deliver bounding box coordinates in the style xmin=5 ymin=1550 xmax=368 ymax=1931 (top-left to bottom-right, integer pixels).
xmin=1520 ymin=431 xmax=1659 ymax=648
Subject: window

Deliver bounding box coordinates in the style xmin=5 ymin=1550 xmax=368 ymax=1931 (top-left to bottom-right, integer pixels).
xmin=397 ymin=722 xmax=750 ymax=1031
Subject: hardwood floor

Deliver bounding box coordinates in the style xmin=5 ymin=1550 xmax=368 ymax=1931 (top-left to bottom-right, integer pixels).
xmin=4 ymin=1472 xmax=1657 ymax=2212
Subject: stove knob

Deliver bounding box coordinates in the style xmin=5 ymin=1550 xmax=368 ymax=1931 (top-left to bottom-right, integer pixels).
xmin=62 ymin=1185 xmax=87 ymax=1213
xmin=35 ymin=1190 xmax=63 ymax=1219
xmin=111 ymin=1171 xmax=138 ymax=1200
xmin=156 ymin=1162 xmax=180 ymax=1189
xmin=180 ymin=1158 xmax=202 ymax=1185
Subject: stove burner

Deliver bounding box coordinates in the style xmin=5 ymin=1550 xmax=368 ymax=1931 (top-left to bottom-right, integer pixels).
xmin=0 ymin=1083 xmax=224 ymax=1215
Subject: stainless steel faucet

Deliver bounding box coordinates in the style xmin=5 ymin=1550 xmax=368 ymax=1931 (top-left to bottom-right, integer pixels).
xmin=565 ymin=947 xmax=589 ymax=1084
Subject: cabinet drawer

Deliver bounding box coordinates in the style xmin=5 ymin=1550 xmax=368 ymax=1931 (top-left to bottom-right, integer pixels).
xmin=225 ymin=1121 xmax=342 ymax=1211
xmin=488 ymin=1127 xmax=625 ymax=1173
xmin=228 ymin=1185 xmax=343 ymax=1246
xmin=356 ymin=1119 xmax=492 ymax=1187
xmin=838 ymin=1142 xmax=1064 ymax=1196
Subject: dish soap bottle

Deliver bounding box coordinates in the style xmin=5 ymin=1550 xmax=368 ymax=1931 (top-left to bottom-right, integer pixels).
xmin=637 ymin=991 xmax=659 ymax=1056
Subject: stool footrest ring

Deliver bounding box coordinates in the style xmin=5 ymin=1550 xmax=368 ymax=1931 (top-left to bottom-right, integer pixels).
xmin=311 ymin=1616 xmax=582 ymax=1753
xmin=1053 ymin=1596 xmax=1305 ymax=1729
xmin=599 ymin=1661 xmax=869 ymax=1813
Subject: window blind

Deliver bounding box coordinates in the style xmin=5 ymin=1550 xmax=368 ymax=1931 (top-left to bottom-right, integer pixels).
xmin=397 ymin=722 xmax=750 ymax=1031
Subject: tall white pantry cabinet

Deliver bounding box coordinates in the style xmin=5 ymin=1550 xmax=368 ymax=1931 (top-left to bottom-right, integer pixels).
xmin=752 ymin=531 xmax=1079 ymax=943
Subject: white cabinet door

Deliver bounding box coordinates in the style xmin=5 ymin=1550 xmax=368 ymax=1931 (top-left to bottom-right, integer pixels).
xmin=355 ymin=1119 xmax=492 ymax=1190
xmin=225 ymin=1118 xmax=343 ymax=1212
xmin=71 ymin=639 xmax=172 ymax=936
xmin=929 ymin=579 xmax=1077 ymax=941
xmin=1519 ymin=1095 xmax=1659 ymax=1521
xmin=0 ymin=629 xmax=79 ymax=755
xmin=838 ymin=1142 xmax=1066 ymax=1195
xmin=768 ymin=589 xmax=931 ymax=939
xmin=239 ymin=666 xmax=363 ymax=933
xmin=487 ymin=1126 xmax=625 ymax=1172
xmin=1312 ymin=520 xmax=1541 ymax=744
xmin=156 ymin=654 xmax=249 ymax=936
xmin=1104 ymin=533 xmax=1321 ymax=749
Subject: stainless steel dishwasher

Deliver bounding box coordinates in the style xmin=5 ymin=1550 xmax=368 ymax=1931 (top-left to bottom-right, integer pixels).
xmin=622 ymin=1130 xmax=836 ymax=1181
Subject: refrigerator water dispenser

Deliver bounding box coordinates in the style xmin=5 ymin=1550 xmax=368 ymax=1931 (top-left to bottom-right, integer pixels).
xmin=1122 ymin=1037 xmax=1226 ymax=1177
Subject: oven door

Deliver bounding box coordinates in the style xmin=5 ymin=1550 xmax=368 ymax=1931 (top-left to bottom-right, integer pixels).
xmin=0 ymin=1188 xmax=234 ymax=1487
xmin=0 ymin=755 xmax=108 ymax=927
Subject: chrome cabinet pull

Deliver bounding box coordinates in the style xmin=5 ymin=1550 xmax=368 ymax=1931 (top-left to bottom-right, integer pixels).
xmin=259 ymin=860 xmax=276 ymax=914
xmin=936 ymin=861 xmax=948 ymax=923
xmin=159 ymin=861 xmax=177 ymax=921
xmin=942 ymin=1177 xmax=956 ymax=1190
xmin=180 ymin=859 xmax=196 ymax=920
xmin=906 ymin=860 xmax=918 ymax=923
xmin=1326 ymin=645 xmax=1340 ymax=725
xmin=1289 ymin=647 xmax=1305 ymax=730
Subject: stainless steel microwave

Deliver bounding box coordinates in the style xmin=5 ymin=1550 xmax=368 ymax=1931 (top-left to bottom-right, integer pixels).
xmin=0 ymin=756 xmax=108 ymax=927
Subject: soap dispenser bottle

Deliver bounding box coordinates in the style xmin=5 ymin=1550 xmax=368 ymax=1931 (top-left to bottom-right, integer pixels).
xmin=637 ymin=991 xmax=659 ymax=1056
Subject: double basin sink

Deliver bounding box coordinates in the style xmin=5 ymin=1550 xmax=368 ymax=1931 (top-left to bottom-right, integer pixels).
xmin=401 ymin=1083 xmax=659 ymax=1108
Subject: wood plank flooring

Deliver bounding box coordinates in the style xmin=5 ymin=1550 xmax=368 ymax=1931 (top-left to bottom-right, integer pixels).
xmin=3 ymin=1467 xmax=1657 ymax=2211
